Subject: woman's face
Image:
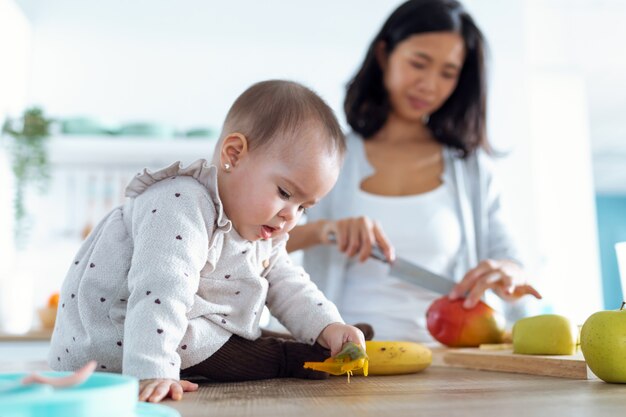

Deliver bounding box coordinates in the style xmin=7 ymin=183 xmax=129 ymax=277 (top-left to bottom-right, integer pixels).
xmin=380 ymin=31 xmax=465 ymax=122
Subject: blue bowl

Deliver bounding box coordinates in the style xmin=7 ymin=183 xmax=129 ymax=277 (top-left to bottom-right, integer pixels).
xmin=0 ymin=372 xmax=179 ymax=417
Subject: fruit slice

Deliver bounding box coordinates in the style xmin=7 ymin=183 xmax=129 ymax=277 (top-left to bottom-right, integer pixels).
xmin=512 ymin=314 xmax=578 ymax=355
xmin=303 ymin=342 xmax=368 ymax=380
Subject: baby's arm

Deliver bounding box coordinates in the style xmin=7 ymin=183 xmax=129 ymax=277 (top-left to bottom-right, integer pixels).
xmin=265 ymin=241 xmax=362 ymax=352
xmin=123 ymin=178 xmax=214 ymax=384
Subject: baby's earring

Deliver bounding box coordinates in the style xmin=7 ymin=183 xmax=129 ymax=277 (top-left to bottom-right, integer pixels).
xmin=224 ymin=163 xmax=231 ymax=172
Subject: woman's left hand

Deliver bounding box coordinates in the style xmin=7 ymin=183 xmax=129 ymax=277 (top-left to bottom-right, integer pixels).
xmin=449 ymin=259 xmax=542 ymax=309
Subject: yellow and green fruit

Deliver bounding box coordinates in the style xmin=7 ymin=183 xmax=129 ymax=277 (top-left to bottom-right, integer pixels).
xmin=580 ymin=303 xmax=626 ymax=383
xmin=303 ymin=341 xmax=432 ymax=377
xmin=304 ymin=342 xmax=368 ymax=377
xmin=512 ymin=314 xmax=578 ymax=355
xmin=353 ymin=341 xmax=432 ymax=375
xmin=426 ymin=297 xmax=504 ymax=347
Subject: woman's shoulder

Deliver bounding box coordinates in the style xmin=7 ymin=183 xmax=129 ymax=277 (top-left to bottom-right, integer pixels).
xmin=342 ymin=131 xmax=372 ymax=171
xmin=345 ymin=131 xmax=363 ymax=148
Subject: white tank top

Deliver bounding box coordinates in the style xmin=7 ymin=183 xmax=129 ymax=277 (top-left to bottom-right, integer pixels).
xmin=340 ymin=181 xmax=462 ymax=342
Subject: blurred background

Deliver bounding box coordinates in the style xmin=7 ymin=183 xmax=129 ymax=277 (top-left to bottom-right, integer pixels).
xmin=1 ymin=0 xmax=625 ymax=333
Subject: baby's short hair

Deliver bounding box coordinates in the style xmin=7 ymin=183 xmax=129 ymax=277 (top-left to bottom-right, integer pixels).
xmin=218 ymin=80 xmax=345 ymax=156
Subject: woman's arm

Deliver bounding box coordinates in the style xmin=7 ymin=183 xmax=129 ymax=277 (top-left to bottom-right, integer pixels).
xmin=450 ymin=153 xmax=540 ymax=308
xmin=288 ymin=217 xmax=395 ymax=262
xmin=286 ymin=220 xmax=328 ymax=252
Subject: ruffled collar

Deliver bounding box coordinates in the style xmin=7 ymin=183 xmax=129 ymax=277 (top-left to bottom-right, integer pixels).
xmin=125 ymin=159 xmax=231 ymax=233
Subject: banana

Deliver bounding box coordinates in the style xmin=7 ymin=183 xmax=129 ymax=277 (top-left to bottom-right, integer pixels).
xmin=352 ymin=341 xmax=432 ymax=375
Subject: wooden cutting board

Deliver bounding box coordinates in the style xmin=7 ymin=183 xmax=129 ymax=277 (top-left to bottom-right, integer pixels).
xmin=431 ymin=346 xmax=592 ymax=379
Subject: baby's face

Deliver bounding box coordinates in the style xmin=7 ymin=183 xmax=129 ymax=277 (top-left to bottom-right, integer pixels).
xmin=222 ymin=133 xmax=341 ymax=241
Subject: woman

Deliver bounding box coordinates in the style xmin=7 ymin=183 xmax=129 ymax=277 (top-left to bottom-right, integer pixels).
xmin=287 ymin=0 xmax=540 ymax=342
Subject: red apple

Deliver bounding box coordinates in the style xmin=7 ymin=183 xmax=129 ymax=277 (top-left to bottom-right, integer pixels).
xmin=426 ymin=297 xmax=504 ymax=347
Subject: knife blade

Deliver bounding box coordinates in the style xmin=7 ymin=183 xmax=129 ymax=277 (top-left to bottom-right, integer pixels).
xmin=327 ymin=234 xmax=456 ymax=295
xmin=386 ymin=256 xmax=456 ymax=295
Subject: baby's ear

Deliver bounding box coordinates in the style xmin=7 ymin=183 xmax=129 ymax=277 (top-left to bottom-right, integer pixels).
xmin=219 ymin=133 xmax=249 ymax=170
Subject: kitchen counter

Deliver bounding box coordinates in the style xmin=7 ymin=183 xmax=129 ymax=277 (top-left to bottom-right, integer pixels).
xmin=167 ymin=366 xmax=626 ymax=417
xmin=2 ymin=344 xmax=624 ymax=417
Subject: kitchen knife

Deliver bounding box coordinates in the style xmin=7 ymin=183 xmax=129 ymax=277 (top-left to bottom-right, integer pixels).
xmin=327 ymin=234 xmax=456 ymax=295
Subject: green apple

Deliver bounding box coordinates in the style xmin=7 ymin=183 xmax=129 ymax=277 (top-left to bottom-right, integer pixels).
xmin=580 ymin=303 xmax=626 ymax=383
xmin=512 ymin=314 xmax=578 ymax=355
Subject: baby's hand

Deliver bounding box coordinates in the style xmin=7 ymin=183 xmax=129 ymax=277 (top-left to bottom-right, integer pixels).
xmin=138 ymin=378 xmax=198 ymax=403
xmin=317 ymin=323 xmax=366 ymax=357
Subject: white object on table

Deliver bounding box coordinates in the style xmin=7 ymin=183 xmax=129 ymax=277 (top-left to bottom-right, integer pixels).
xmin=616 ymin=242 xmax=626 ymax=301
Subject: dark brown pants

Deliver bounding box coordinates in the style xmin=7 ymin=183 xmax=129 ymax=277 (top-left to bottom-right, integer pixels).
xmin=181 ymin=334 xmax=331 ymax=381
xmin=181 ymin=323 xmax=374 ymax=382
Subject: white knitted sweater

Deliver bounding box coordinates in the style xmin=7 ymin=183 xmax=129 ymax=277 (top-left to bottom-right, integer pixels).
xmin=48 ymin=160 xmax=343 ymax=380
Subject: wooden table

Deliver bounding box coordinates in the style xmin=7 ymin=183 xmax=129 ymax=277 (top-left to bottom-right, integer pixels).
xmin=3 ymin=347 xmax=625 ymax=417
xmin=166 ymin=366 xmax=626 ymax=417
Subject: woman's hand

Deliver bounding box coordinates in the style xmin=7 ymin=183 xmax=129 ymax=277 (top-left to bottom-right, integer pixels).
xmin=317 ymin=323 xmax=366 ymax=357
xmin=320 ymin=217 xmax=395 ymax=262
xmin=449 ymin=259 xmax=542 ymax=309
xmin=138 ymin=378 xmax=199 ymax=403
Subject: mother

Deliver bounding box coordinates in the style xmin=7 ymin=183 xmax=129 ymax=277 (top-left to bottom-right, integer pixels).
xmin=288 ymin=0 xmax=540 ymax=341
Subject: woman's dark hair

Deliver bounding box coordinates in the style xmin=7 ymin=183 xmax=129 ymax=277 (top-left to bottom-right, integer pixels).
xmin=344 ymin=0 xmax=488 ymax=157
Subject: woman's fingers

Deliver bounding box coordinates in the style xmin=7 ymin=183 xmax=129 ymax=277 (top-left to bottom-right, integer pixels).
xmin=452 ymin=259 xmax=540 ymax=306
xmin=373 ymin=221 xmax=395 ymax=262
xmin=347 ymin=219 xmax=362 ymax=257
xmin=451 ymin=260 xmax=503 ymax=300
xmin=465 ymin=260 xmax=499 ymax=283
xmin=511 ymin=284 xmax=542 ymax=300
xmin=495 ymin=283 xmax=542 ymax=301
xmin=327 ymin=217 xmax=394 ymax=263
xmin=450 ymin=271 xmax=481 ymax=300
xmin=336 ymin=221 xmax=350 ymax=253
xmin=463 ymin=271 xmax=500 ymax=308
xmin=357 ymin=219 xmax=375 ymax=262
xmin=337 ymin=217 xmax=394 ymax=262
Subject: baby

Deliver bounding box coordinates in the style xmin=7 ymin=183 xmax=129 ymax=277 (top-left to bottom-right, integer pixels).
xmin=49 ymin=80 xmax=366 ymax=402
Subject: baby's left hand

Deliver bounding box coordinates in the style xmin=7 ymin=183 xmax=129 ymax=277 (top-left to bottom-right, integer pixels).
xmin=317 ymin=323 xmax=365 ymax=356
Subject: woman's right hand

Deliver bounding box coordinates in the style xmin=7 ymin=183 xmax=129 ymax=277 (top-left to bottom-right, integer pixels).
xmin=319 ymin=217 xmax=395 ymax=262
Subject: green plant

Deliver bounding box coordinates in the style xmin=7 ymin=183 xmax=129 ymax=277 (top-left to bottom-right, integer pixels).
xmin=2 ymin=107 xmax=53 ymax=249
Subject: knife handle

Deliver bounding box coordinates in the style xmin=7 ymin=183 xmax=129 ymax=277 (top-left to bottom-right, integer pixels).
xmin=326 ymin=232 xmax=389 ymax=263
